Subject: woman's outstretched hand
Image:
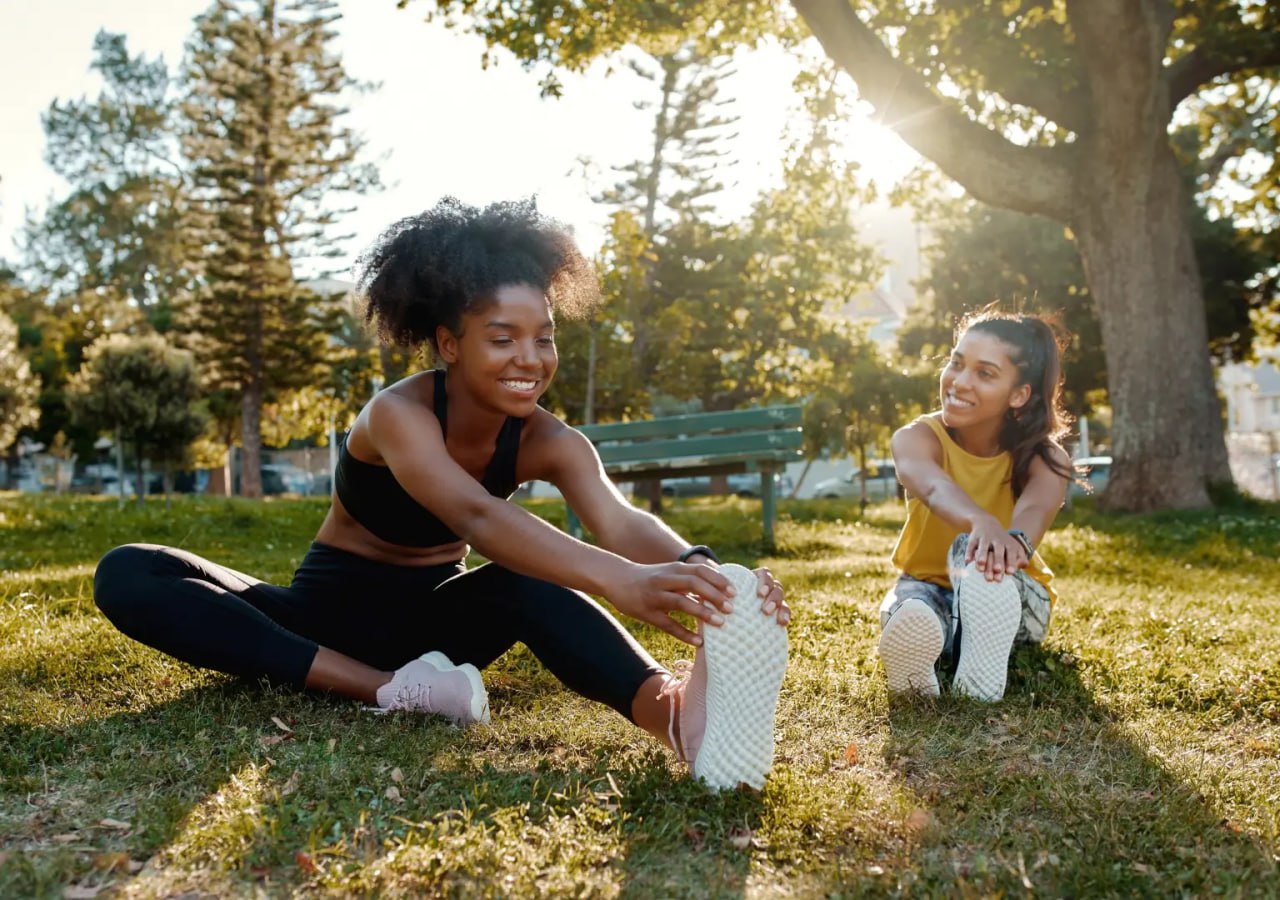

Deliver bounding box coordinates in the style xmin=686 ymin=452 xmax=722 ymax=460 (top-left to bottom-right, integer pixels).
xmin=608 ymin=562 xmax=736 ymax=646
xmin=755 ymin=567 xmax=791 ymax=627
xmin=964 ymin=516 xmax=1028 ymax=582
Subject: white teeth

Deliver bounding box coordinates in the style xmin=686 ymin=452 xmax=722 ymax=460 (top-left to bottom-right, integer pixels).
xmin=502 ymin=379 xmax=537 ymax=390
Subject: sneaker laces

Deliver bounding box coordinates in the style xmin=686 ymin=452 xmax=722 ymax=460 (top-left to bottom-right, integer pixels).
xmin=393 ymin=682 xmax=431 ymax=711
xmin=658 ymin=660 xmax=694 ymax=763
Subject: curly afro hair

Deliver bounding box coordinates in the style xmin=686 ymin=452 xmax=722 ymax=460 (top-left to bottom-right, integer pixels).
xmin=356 ymin=196 xmax=600 ymax=354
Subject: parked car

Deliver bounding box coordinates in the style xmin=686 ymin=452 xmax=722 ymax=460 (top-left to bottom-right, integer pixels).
xmin=660 ymin=472 xmax=793 ymax=498
xmin=260 ymin=463 xmax=314 ymax=496
xmin=1067 ymin=455 xmax=1111 ymax=498
xmin=813 ymin=462 xmax=899 ymax=501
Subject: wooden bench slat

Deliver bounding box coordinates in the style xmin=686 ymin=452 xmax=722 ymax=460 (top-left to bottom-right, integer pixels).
xmin=579 ymin=405 xmax=802 ymax=442
xmin=593 ymin=429 xmax=803 ymax=465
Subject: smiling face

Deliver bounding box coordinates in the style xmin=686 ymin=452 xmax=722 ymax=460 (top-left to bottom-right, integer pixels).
xmin=939 ymin=329 xmax=1031 ymax=438
xmin=436 ymin=283 xmax=558 ymax=417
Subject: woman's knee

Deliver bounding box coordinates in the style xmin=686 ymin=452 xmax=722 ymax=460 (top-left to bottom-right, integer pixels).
xmin=93 ymin=544 xmax=159 ymax=616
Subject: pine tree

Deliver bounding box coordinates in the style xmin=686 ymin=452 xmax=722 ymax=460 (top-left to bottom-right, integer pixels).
xmin=23 ymin=31 xmax=197 ymax=332
xmin=593 ymin=46 xmax=740 ymax=411
xmin=180 ymin=0 xmax=377 ymax=497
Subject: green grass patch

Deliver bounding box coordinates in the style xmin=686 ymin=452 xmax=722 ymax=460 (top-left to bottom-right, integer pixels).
xmin=2 ymin=491 xmax=1278 ymax=897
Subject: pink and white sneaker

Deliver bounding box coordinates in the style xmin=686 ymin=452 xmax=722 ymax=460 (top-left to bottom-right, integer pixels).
xmin=373 ymin=651 xmax=490 ymax=725
xmin=661 ymin=564 xmax=789 ymax=791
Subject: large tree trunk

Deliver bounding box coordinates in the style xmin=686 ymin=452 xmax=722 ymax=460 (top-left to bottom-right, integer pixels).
xmin=1073 ymin=142 xmax=1231 ymax=510
xmin=1068 ymin=3 xmax=1232 ymax=511
xmin=240 ymin=384 xmax=263 ymax=498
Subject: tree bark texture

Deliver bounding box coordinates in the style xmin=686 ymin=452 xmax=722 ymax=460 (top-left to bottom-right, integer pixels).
xmin=1072 ymin=132 xmax=1230 ymax=510
xmin=793 ymin=0 xmax=1235 ymax=510
xmin=240 ymin=380 xmax=264 ymax=498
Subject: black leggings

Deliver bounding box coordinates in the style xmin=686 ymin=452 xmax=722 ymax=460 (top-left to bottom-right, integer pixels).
xmin=93 ymin=542 xmax=665 ymax=720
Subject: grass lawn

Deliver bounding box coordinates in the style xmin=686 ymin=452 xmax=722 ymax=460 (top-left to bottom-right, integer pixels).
xmin=1 ymin=491 xmax=1278 ymax=898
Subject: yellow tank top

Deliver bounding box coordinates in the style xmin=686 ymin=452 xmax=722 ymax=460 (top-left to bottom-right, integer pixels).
xmin=890 ymin=415 xmax=1056 ymax=604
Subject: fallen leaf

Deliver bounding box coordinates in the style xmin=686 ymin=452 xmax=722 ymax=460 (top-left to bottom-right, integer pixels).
xmin=99 ymin=818 xmax=131 ymax=831
xmin=295 ymin=850 xmax=317 ymax=873
xmin=385 ymin=786 xmax=403 ymax=802
xmin=258 ymin=733 xmax=290 ymax=748
xmin=92 ymin=852 xmax=130 ymax=872
xmin=867 ymin=864 xmax=885 ymax=876
xmin=904 ymin=808 xmax=933 ymax=835
xmin=53 ymin=833 xmax=80 ymax=843
xmin=126 ymin=860 xmax=144 ymax=874
xmin=63 ymin=886 xmax=99 ymax=899
xmin=844 ymin=743 xmax=859 ymax=766
xmin=684 ymin=827 xmax=706 ymax=852
xmin=326 ymin=738 xmax=337 ymax=753
xmin=271 ymin=716 xmax=293 ymax=733
xmin=728 ymin=827 xmax=752 ymax=850
xmin=279 ymin=770 xmax=301 ymax=797
xmin=0 ymin=850 xmax=8 ymax=866
xmin=390 ymin=767 xmax=404 ymax=783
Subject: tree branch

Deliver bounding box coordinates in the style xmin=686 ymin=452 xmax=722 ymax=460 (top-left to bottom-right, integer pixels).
xmin=981 ymin=60 xmax=1090 ymax=135
xmin=791 ymin=0 xmax=1074 ymax=222
xmin=1167 ymin=28 xmax=1280 ymax=110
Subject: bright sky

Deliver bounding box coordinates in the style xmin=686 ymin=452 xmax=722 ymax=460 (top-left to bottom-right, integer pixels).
xmin=0 ymin=0 xmax=919 ymax=279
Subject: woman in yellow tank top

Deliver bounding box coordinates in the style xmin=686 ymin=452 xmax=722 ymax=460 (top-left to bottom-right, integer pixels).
xmin=880 ymin=307 xmax=1075 ymax=701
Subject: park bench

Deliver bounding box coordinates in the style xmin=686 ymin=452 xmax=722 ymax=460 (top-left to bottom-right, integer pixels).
xmin=565 ymin=405 xmax=804 ymax=549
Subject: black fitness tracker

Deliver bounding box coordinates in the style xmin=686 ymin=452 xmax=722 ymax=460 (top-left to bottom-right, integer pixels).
xmin=1008 ymin=529 xmax=1034 ymax=556
xmin=678 ymin=544 xmax=721 ymax=564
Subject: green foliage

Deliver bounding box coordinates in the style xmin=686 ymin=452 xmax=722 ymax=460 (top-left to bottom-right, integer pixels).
xmin=406 ymin=0 xmax=788 ymax=73
xmin=64 ymin=334 xmax=207 ymax=499
xmin=802 ymin=320 xmax=933 ymax=468
xmin=546 ymin=212 xmax=650 ymax=423
xmin=561 ymin=54 xmax=883 ymax=425
xmin=2 ymin=493 xmax=1279 ymax=895
xmin=21 ymin=31 xmax=198 ymax=331
xmin=0 ymin=312 xmax=40 ymax=452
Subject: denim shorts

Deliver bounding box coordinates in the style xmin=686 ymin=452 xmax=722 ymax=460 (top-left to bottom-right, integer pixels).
xmin=880 ymin=534 xmax=1052 ymax=661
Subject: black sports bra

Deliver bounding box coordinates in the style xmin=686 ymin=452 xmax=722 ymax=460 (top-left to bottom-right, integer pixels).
xmin=333 ymin=369 xmax=524 ymax=547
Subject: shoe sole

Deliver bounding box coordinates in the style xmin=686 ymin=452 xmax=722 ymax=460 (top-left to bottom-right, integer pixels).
xmin=422 ymin=651 xmax=491 ymax=725
xmin=951 ymin=575 xmax=1021 ymax=702
xmin=879 ymin=597 xmax=943 ymax=697
xmin=693 ymin=564 xmax=788 ymax=791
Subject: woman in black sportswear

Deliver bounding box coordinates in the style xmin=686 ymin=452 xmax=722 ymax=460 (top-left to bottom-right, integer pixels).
xmin=94 ymin=197 xmax=791 ymax=789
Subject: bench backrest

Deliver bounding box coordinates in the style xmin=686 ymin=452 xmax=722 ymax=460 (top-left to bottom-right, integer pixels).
xmin=578 ymin=405 xmax=804 ymax=473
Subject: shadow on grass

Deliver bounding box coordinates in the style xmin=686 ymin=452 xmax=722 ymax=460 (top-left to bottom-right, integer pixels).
xmin=1 ymin=665 xmax=760 ymax=898
xmin=880 ymin=644 xmax=1278 ymax=896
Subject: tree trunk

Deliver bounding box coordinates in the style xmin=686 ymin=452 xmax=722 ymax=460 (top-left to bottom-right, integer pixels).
xmin=240 ymin=383 xmax=264 ymax=498
xmin=134 ymin=450 xmax=145 ymax=508
xmin=1072 ymin=140 xmax=1231 ymax=511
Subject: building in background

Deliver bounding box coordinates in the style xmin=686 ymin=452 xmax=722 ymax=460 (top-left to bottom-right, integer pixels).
xmin=1219 ymin=355 xmax=1280 ymax=500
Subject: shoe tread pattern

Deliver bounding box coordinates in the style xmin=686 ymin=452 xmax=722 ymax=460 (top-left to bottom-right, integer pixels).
xmin=952 ymin=576 xmax=1021 ymax=702
xmin=879 ymin=598 xmax=943 ymax=697
xmin=694 ymin=564 xmax=788 ymax=791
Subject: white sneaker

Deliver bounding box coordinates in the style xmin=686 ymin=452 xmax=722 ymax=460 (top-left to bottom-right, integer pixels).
xmin=879 ymin=597 xmax=944 ymax=697
xmin=681 ymin=563 xmax=789 ymax=791
xmin=373 ymin=651 xmax=490 ymax=725
xmin=952 ymin=574 xmax=1021 ymax=702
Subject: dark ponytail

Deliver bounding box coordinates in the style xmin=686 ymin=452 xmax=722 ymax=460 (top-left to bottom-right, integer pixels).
xmin=958 ymin=307 xmax=1075 ymax=496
